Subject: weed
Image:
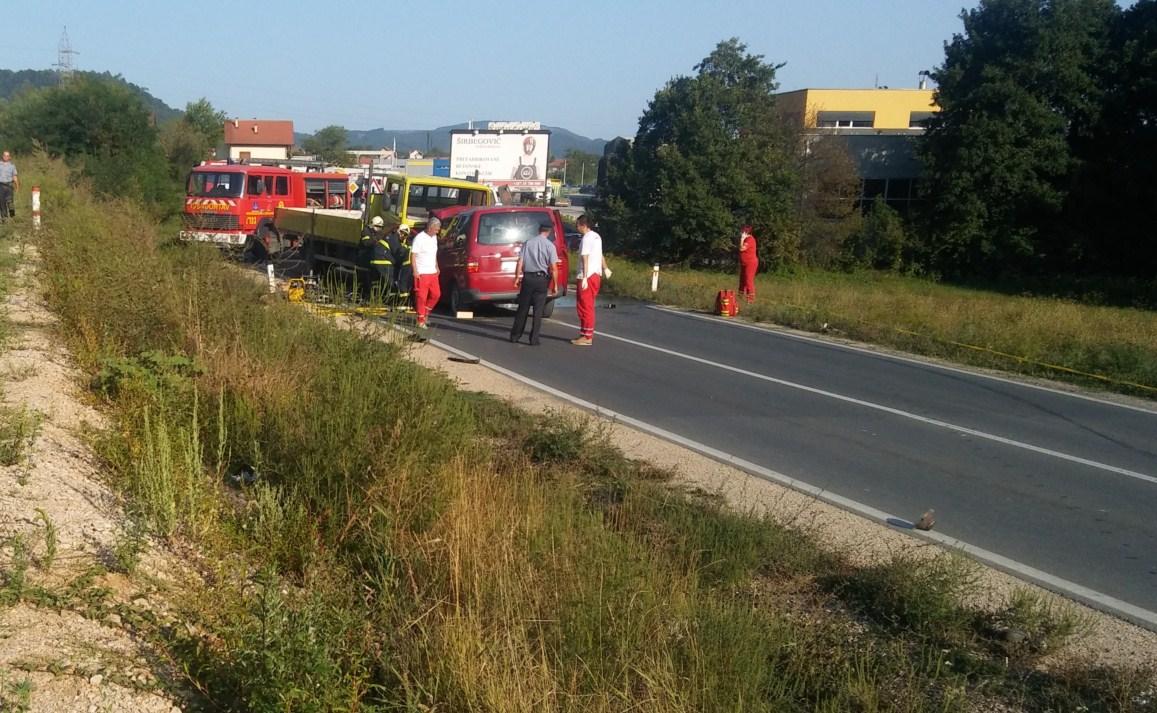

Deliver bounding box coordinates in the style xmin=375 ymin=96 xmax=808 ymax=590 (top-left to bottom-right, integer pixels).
xmin=0 ymin=535 xmax=31 ymax=604
xmin=1 ymin=363 xmax=38 ymax=382
xmin=0 ymin=405 xmax=41 ymax=466
xmin=31 ymin=509 xmax=56 ymax=571
xmin=0 ymin=674 xmax=33 ymax=713
xmin=524 ymin=412 xmax=588 ymax=464
xmin=111 ymin=518 xmax=148 ymax=576
xmin=93 ymin=349 xmax=201 ymax=400
xmin=832 ymin=553 xmax=981 ymax=645
xmin=983 ymin=588 xmax=1087 ymax=662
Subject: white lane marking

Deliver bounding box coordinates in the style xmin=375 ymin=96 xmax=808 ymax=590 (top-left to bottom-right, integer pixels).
xmin=548 ymin=318 xmax=1157 ymax=486
xmin=415 ymin=331 xmax=1157 ymax=633
xmin=651 ymin=305 xmax=1157 ymax=417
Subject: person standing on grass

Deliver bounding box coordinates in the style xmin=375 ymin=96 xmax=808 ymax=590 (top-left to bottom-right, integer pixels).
xmin=510 ymin=222 xmax=561 ymax=346
xmin=0 ymin=151 xmax=18 ymax=222
xmin=410 ymin=217 xmax=442 ymax=329
xmin=572 ymin=214 xmax=610 ymax=346
xmin=738 ymin=224 xmax=758 ymax=303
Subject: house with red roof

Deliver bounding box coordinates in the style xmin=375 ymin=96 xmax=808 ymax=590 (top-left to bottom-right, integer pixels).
xmin=223 ymin=119 xmax=295 ymax=162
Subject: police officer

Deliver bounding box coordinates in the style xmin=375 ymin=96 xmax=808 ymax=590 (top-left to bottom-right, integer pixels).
xmin=509 ymin=222 xmax=561 ymax=346
xmin=0 ymin=151 xmax=18 ymax=222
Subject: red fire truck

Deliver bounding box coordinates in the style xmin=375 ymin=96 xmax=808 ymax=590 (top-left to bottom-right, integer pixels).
xmin=180 ymin=163 xmax=352 ymax=254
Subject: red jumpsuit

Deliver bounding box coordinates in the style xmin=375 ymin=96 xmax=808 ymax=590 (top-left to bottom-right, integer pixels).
xmin=738 ymin=234 xmax=758 ymax=302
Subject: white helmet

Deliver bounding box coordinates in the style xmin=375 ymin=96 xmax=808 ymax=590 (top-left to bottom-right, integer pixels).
xmin=370 ymin=216 xmax=384 ymax=228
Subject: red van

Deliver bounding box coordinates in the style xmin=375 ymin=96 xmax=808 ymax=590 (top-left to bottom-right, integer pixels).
xmin=437 ymin=207 xmax=570 ymax=316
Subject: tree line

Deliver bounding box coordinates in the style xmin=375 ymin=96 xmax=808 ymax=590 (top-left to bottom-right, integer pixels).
xmin=598 ymin=0 xmax=1157 ymax=286
xmin=0 ymin=75 xmax=226 ymax=215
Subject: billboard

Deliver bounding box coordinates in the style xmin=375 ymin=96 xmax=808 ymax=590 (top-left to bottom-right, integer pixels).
xmin=450 ymin=128 xmax=551 ymax=192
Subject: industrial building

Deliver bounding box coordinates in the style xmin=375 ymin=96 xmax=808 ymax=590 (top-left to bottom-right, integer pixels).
xmin=776 ymin=88 xmax=939 ymax=213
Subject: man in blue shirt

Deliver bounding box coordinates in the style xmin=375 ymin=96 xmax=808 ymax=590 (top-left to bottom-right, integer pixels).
xmin=0 ymin=151 xmax=18 ymax=222
xmin=509 ymin=223 xmax=561 ymax=346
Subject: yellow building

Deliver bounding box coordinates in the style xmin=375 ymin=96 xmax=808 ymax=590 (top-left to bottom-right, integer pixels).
xmin=776 ymin=88 xmax=939 ymax=130
xmin=776 ymin=88 xmax=941 ymax=213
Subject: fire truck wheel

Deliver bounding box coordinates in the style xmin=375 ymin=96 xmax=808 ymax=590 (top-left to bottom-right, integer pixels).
xmin=259 ymin=224 xmax=282 ymax=255
xmin=242 ymin=235 xmax=269 ymax=263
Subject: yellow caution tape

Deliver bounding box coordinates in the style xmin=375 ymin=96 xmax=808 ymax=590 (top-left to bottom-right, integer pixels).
xmin=775 ymin=302 xmax=1156 ymax=395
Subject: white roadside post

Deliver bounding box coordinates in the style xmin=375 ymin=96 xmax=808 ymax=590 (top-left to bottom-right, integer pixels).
xmin=31 ymin=186 xmax=41 ymax=231
xmin=651 ymin=263 xmax=660 ymax=292
xmin=266 ymin=263 xmax=276 ymax=293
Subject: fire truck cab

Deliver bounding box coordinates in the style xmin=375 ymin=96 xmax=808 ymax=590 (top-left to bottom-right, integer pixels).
xmin=180 ymin=163 xmax=351 ymax=251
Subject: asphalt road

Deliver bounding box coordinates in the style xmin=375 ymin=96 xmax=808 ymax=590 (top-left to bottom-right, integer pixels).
xmin=419 ymin=297 xmax=1157 ymax=626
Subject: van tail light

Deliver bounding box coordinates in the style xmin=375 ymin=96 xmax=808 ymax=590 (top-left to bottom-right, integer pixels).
xmin=466 ymin=260 xmax=480 ymax=273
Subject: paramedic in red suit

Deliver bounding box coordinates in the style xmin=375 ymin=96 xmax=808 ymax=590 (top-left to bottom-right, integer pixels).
xmin=571 ymin=215 xmax=607 ymax=346
xmin=410 ymin=217 xmax=442 ymax=329
xmin=738 ymin=224 xmax=758 ymax=303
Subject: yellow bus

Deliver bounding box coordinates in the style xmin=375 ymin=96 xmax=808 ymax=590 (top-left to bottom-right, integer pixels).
xmin=372 ymin=173 xmax=496 ymax=229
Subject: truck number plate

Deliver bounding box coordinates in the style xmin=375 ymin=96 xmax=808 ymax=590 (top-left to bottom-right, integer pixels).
xmin=501 ymin=259 xmax=517 ymax=273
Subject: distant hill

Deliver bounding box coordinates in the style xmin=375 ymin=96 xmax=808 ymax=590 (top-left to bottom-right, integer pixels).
xmin=0 ymin=69 xmax=181 ymax=124
xmin=299 ymin=122 xmax=609 ymax=157
xmin=0 ymin=70 xmax=609 ymax=155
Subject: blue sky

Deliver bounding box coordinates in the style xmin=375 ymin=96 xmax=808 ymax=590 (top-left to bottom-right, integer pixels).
xmin=2 ymin=0 xmax=976 ymax=139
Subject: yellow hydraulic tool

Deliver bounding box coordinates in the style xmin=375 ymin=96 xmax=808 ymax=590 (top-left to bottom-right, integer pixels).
xmin=285 ymin=278 xmax=306 ymax=303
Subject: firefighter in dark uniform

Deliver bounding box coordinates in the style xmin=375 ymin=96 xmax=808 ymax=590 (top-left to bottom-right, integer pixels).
xmin=359 ymin=215 xmax=387 ymax=295
xmin=392 ymin=224 xmax=413 ymax=308
xmin=368 ymin=215 xmax=403 ymax=302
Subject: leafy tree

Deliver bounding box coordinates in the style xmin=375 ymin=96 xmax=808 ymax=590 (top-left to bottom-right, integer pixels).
xmin=795 ymin=134 xmax=863 ymax=268
xmin=558 ymin=149 xmax=599 ymax=186
xmin=157 ymin=98 xmax=227 ymax=180
xmin=600 ymin=38 xmax=798 ymax=266
xmin=0 ymin=75 xmax=157 ymax=158
xmin=159 ymin=119 xmax=209 ymax=180
xmin=0 ymin=76 xmax=179 ymax=212
xmin=183 ymin=97 xmax=226 ymax=147
xmin=843 ymin=197 xmax=907 ymax=271
xmin=1066 ymin=0 xmax=1157 ymax=277
xmin=303 ymin=125 xmax=349 ymax=166
xmin=918 ymin=0 xmax=1118 ymax=277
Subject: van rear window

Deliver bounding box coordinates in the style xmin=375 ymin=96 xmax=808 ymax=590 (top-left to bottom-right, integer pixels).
xmin=477 ymin=212 xmax=545 ymax=245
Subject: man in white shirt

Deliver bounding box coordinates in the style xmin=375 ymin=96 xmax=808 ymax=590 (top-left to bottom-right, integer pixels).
xmin=410 ymin=216 xmax=442 ymax=329
xmin=572 ymin=214 xmax=610 ymax=346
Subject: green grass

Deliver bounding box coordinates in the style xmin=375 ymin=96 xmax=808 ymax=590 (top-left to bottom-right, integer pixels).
xmin=603 ymin=258 xmax=1157 ymax=397
xmin=23 ymin=154 xmax=1155 ymax=711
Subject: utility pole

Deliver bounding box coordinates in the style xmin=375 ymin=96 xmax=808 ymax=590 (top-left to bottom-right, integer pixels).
xmin=53 ymin=26 xmax=79 ymax=80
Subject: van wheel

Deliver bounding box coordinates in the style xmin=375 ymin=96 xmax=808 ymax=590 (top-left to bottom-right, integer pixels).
xmin=449 ymin=284 xmax=470 ymax=314
xmin=541 ymin=298 xmax=555 ymax=319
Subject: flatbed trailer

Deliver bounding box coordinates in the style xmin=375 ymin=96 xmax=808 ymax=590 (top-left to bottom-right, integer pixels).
xmin=273 ymin=206 xmax=376 ymax=273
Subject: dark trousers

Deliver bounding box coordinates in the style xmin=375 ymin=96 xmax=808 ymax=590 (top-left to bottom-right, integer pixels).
xmin=510 ymin=272 xmax=550 ymax=344
xmin=0 ymin=183 xmax=12 ymax=221
xmin=371 ymin=264 xmax=395 ymax=301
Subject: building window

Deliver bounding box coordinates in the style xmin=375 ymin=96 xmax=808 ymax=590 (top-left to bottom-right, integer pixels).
xmin=909 ymin=112 xmax=935 ymax=128
xmin=817 ymin=111 xmax=874 ymax=128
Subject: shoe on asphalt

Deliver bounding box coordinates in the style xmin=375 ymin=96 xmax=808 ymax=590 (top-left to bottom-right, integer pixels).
xmin=417 ymin=323 xmax=429 ymax=330
xmin=570 ymin=336 xmax=592 ymax=346
xmin=529 ymin=340 xmax=541 ymax=346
